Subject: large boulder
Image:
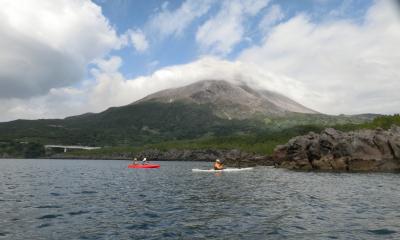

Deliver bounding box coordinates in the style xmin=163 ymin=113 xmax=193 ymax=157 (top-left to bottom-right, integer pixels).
xmin=273 ymin=125 xmax=400 ymax=172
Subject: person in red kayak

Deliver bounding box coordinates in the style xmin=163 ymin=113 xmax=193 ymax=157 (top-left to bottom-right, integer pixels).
xmin=142 ymin=157 xmax=148 ymax=165
xmin=132 ymin=157 xmax=138 ymax=165
xmin=214 ymin=159 xmax=224 ymax=170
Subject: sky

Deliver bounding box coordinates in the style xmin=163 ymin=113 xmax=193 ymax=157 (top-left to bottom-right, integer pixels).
xmin=0 ymin=0 xmax=399 ymax=122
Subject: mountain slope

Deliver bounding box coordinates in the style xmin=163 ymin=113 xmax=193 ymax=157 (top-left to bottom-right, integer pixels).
xmin=138 ymin=80 xmax=317 ymax=119
xmin=0 ymin=101 xmax=265 ymax=146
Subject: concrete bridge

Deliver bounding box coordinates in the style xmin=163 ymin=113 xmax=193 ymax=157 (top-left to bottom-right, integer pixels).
xmin=44 ymin=145 xmax=101 ymax=152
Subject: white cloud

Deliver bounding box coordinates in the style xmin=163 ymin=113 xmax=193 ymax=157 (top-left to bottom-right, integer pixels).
xmin=147 ymin=0 xmax=213 ymax=38
xmin=259 ymin=4 xmax=284 ymax=31
xmin=242 ymin=0 xmax=271 ymax=16
xmin=239 ymin=0 xmax=400 ymax=115
xmin=0 ymin=86 xmax=88 ymax=122
xmin=196 ymin=0 xmax=270 ymax=55
xmin=127 ymin=29 xmax=149 ymax=52
xmin=0 ymin=0 xmax=122 ymax=99
xmin=93 ymin=56 xmax=123 ymax=74
xmin=196 ymin=2 xmax=243 ymax=55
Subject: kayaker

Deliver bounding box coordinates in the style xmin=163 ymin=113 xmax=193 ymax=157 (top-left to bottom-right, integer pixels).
xmin=132 ymin=157 xmax=138 ymax=164
xmin=142 ymin=157 xmax=148 ymax=165
xmin=214 ymin=159 xmax=224 ymax=170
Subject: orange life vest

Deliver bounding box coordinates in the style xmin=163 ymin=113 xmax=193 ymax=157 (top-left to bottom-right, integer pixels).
xmin=214 ymin=162 xmax=224 ymax=170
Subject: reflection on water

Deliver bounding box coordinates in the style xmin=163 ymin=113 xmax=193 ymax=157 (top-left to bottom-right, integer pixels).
xmin=1 ymin=159 xmax=400 ymax=239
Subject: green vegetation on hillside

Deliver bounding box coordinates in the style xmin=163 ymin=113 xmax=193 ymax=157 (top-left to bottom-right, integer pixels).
xmin=62 ymin=114 xmax=400 ymax=158
xmin=0 ymin=101 xmax=377 ymax=147
xmin=0 ymin=102 xmax=266 ymax=146
xmin=335 ymin=114 xmax=400 ymax=131
xmin=144 ymin=125 xmax=325 ymax=154
xmin=263 ymin=112 xmax=377 ymax=129
xmin=59 ymin=125 xmax=338 ymax=157
xmin=0 ymin=141 xmax=45 ymax=158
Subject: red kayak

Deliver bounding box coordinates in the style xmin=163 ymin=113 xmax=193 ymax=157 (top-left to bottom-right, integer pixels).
xmin=128 ymin=164 xmax=160 ymax=169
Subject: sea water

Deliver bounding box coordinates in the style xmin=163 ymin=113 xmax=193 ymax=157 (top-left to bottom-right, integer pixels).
xmin=1 ymin=159 xmax=400 ymax=239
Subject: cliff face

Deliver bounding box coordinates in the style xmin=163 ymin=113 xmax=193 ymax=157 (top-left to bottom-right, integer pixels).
xmin=273 ymin=126 xmax=400 ymax=172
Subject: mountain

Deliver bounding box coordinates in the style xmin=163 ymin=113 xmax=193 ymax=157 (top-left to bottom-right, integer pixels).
xmin=0 ymin=80 xmax=374 ymax=146
xmin=138 ymin=80 xmax=317 ymax=119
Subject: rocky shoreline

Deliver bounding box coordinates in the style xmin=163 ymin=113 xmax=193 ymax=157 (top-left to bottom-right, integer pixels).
xmin=132 ymin=149 xmax=273 ymax=167
xmin=273 ymin=125 xmax=400 ymax=172
xmin=50 ymin=148 xmax=273 ymax=167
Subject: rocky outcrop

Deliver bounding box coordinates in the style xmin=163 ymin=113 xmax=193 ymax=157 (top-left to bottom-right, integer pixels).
xmin=133 ymin=148 xmax=273 ymax=167
xmin=273 ymin=125 xmax=400 ymax=172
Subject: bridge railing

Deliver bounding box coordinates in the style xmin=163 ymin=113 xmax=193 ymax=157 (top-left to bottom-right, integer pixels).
xmin=44 ymin=145 xmax=101 ymax=152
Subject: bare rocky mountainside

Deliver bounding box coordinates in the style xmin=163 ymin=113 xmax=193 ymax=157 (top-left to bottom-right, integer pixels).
xmin=137 ymin=80 xmax=317 ymax=119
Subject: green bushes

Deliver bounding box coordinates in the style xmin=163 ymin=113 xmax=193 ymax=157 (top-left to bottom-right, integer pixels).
xmin=0 ymin=141 xmax=45 ymax=158
xmin=366 ymin=114 xmax=400 ymax=129
xmin=333 ymin=114 xmax=400 ymax=131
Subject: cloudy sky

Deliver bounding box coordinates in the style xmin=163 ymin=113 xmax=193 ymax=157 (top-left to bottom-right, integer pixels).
xmin=0 ymin=0 xmax=399 ymax=122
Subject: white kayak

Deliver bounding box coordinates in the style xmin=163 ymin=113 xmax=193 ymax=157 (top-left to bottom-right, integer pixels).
xmin=192 ymin=167 xmax=253 ymax=172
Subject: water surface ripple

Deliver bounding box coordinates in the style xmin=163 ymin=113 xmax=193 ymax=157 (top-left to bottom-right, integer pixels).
xmin=1 ymin=159 xmax=400 ymax=239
